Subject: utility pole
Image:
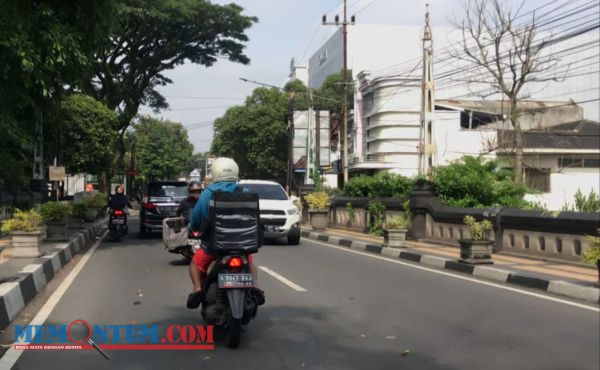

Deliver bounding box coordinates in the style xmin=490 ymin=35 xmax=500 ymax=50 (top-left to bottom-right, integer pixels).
xmin=287 ymin=93 xmax=296 ymax=193
xmin=323 ymin=2 xmax=355 ymax=186
xmin=419 ymin=4 xmax=435 ymax=178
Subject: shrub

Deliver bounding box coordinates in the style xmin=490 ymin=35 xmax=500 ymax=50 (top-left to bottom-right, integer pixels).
xmin=582 ymin=231 xmax=600 ymax=265
xmin=343 ymin=172 xmax=413 ymax=198
xmin=1 ymin=209 xmax=43 ymax=233
xmin=367 ymin=200 xmax=386 ymax=236
xmin=562 ymin=189 xmax=600 ymax=212
xmin=72 ymin=202 xmax=87 ymax=219
xmin=386 ymin=215 xmax=410 ymax=230
xmin=463 ymin=215 xmax=493 ymax=241
xmin=434 ymin=156 xmax=528 ymax=208
xmin=40 ymin=201 xmax=73 ymax=223
xmin=346 ymin=202 xmax=356 ymax=224
xmin=305 ymin=192 xmax=329 ymax=211
xmin=83 ymin=192 xmax=108 ymax=208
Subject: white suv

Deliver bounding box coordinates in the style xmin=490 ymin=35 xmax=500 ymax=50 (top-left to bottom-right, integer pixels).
xmin=239 ymin=180 xmax=301 ymax=245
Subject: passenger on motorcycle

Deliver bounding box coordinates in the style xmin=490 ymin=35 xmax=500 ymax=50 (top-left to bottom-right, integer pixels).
xmin=177 ymin=181 xmax=202 ymax=222
xmin=186 ymin=157 xmax=259 ymax=309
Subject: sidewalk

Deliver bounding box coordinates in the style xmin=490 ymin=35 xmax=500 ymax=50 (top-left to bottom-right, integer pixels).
xmin=301 ymin=226 xmax=599 ymax=304
xmin=0 ymin=219 xmax=106 ymax=330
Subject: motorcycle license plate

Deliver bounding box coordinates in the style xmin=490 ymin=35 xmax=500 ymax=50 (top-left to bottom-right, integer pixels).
xmin=113 ymin=219 xmax=124 ymax=224
xmin=218 ymin=274 xmax=254 ymax=288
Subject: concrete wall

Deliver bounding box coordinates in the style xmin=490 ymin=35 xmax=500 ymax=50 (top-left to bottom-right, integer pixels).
xmin=525 ymin=168 xmax=600 ymax=210
xmin=410 ymin=184 xmax=599 ymax=263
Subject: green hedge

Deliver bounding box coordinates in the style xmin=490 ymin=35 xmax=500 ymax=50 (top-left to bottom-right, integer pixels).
xmin=343 ymin=172 xmax=414 ymax=198
xmin=433 ymin=156 xmax=529 ymax=208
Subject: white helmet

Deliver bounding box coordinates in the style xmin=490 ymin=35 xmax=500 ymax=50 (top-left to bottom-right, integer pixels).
xmin=211 ymin=157 xmax=239 ymax=183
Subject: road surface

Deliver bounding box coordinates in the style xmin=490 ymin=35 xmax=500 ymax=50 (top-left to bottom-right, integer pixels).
xmin=2 ymin=218 xmax=598 ymax=370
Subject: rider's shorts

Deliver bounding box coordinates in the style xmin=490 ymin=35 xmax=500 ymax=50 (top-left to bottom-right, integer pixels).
xmin=193 ymin=248 xmax=254 ymax=273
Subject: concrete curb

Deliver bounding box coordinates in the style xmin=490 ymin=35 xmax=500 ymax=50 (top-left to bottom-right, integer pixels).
xmin=0 ymin=220 xmax=106 ymax=330
xmin=301 ymin=230 xmax=600 ymax=304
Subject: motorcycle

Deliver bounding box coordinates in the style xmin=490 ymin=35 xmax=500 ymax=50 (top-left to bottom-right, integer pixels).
xmin=109 ymin=209 xmax=128 ymax=241
xmin=201 ymin=253 xmax=263 ymax=348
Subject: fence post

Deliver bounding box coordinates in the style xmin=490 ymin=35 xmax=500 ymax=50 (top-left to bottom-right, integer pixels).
xmin=409 ymin=181 xmax=435 ymax=240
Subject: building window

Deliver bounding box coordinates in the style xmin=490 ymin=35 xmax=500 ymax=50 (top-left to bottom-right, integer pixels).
xmin=524 ymin=168 xmax=551 ymax=192
xmin=558 ymin=157 xmax=600 ymax=168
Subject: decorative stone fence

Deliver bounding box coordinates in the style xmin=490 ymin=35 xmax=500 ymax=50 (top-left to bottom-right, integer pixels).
xmin=327 ymin=196 xmax=408 ymax=233
xmin=409 ymin=183 xmax=600 ymax=263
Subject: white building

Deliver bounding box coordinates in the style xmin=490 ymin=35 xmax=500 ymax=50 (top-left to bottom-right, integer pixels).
xmin=302 ymin=19 xmax=599 ymax=210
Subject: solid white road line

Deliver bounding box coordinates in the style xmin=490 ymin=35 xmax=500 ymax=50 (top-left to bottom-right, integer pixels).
xmin=304 ymin=238 xmax=600 ymax=313
xmin=258 ymin=266 xmax=307 ymax=292
xmin=0 ymin=232 xmax=107 ymax=370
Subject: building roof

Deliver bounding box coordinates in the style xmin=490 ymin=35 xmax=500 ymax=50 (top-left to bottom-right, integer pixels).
xmin=436 ymin=100 xmax=578 ymax=115
xmin=498 ymin=120 xmax=600 ymax=150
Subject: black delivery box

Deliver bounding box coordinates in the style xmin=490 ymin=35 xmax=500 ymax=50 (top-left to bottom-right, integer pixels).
xmin=204 ymin=191 xmax=262 ymax=253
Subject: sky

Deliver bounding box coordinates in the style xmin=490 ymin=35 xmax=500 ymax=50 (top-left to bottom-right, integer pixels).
xmin=140 ymin=0 xmax=553 ymax=153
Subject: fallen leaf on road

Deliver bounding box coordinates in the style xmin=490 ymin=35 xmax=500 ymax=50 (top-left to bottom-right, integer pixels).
xmin=402 ymin=350 xmax=410 ymax=356
xmin=385 ymin=336 xmax=396 ymax=340
xmin=133 ymin=300 xmax=141 ymax=305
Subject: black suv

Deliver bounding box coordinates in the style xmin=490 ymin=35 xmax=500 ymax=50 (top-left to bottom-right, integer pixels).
xmin=139 ymin=181 xmax=188 ymax=236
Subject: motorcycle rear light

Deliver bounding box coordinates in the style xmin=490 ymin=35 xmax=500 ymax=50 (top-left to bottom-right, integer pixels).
xmin=228 ymin=257 xmax=243 ymax=268
xmin=192 ymin=231 xmax=201 ymax=237
xmin=114 ymin=210 xmax=124 ymax=216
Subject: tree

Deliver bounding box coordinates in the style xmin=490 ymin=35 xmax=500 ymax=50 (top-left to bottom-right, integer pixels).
xmin=133 ymin=117 xmax=194 ymax=181
xmin=211 ymin=88 xmax=289 ymax=182
xmin=60 ymin=94 xmax=119 ymax=176
xmin=314 ymin=69 xmax=353 ymax=114
xmin=454 ymin=0 xmax=560 ymax=184
xmin=0 ymin=0 xmax=116 ymax=191
xmin=81 ymin=0 xmax=257 ymax=189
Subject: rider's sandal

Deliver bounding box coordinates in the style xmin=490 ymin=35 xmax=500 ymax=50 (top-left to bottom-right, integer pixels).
xmin=186 ymin=291 xmax=204 ymax=309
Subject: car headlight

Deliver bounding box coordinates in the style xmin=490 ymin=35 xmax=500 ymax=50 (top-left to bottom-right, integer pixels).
xmin=286 ymin=207 xmax=300 ymax=215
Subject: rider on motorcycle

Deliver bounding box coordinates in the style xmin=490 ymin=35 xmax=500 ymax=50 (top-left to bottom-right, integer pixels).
xmin=108 ymin=184 xmax=131 ymax=210
xmin=176 ymin=181 xmax=203 ymax=222
xmin=108 ymin=185 xmax=131 ymax=227
xmin=186 ymin=157 xmax=259 ymax=309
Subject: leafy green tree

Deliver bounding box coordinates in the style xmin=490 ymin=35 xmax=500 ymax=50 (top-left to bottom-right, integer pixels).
xmin=81 ymin=0 xmax=257 ymax=188
xmin=0 ymin=0 xmax=116 ymax=191
xmin=314 ymin=69 xmax=353 ymax=114
xmin=60 ymin=94 xmax=119 ymax=176
xmin=283 ymin=79 xmax=310 ymax=111
xmin=212 ymin=88 xmax=289 ymax=182
xmin=133 ymin=117 xmax=194 ymax=181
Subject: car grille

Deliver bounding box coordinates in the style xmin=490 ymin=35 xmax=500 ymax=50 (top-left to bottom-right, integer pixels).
xmin=157 ymin=206 xmax=178 ymax=215
xmin=260 ymin=210 xmax=286 ymax=216
xmin=262 ymin=219 xmax=286 ymax=227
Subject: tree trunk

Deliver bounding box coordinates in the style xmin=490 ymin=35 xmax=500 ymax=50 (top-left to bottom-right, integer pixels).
xmin=99 ymin=172 xmax=111 ymax=194
xmin=510 ymin=102 xmax=524 ymax=185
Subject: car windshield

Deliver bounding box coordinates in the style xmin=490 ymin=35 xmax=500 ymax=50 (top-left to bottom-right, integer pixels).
xmin=241 ymin=184 xmax=288 ymax=200
xmin=147 ymin=183 xmax=188 ymax=197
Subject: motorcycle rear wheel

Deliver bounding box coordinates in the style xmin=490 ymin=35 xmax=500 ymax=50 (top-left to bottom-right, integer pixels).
xmin=225 ymin=317 xmax=242 ymax=348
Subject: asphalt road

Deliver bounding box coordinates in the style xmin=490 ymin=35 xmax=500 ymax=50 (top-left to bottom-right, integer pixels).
xmin=3 ymin=218 xmax=599 ymax=370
